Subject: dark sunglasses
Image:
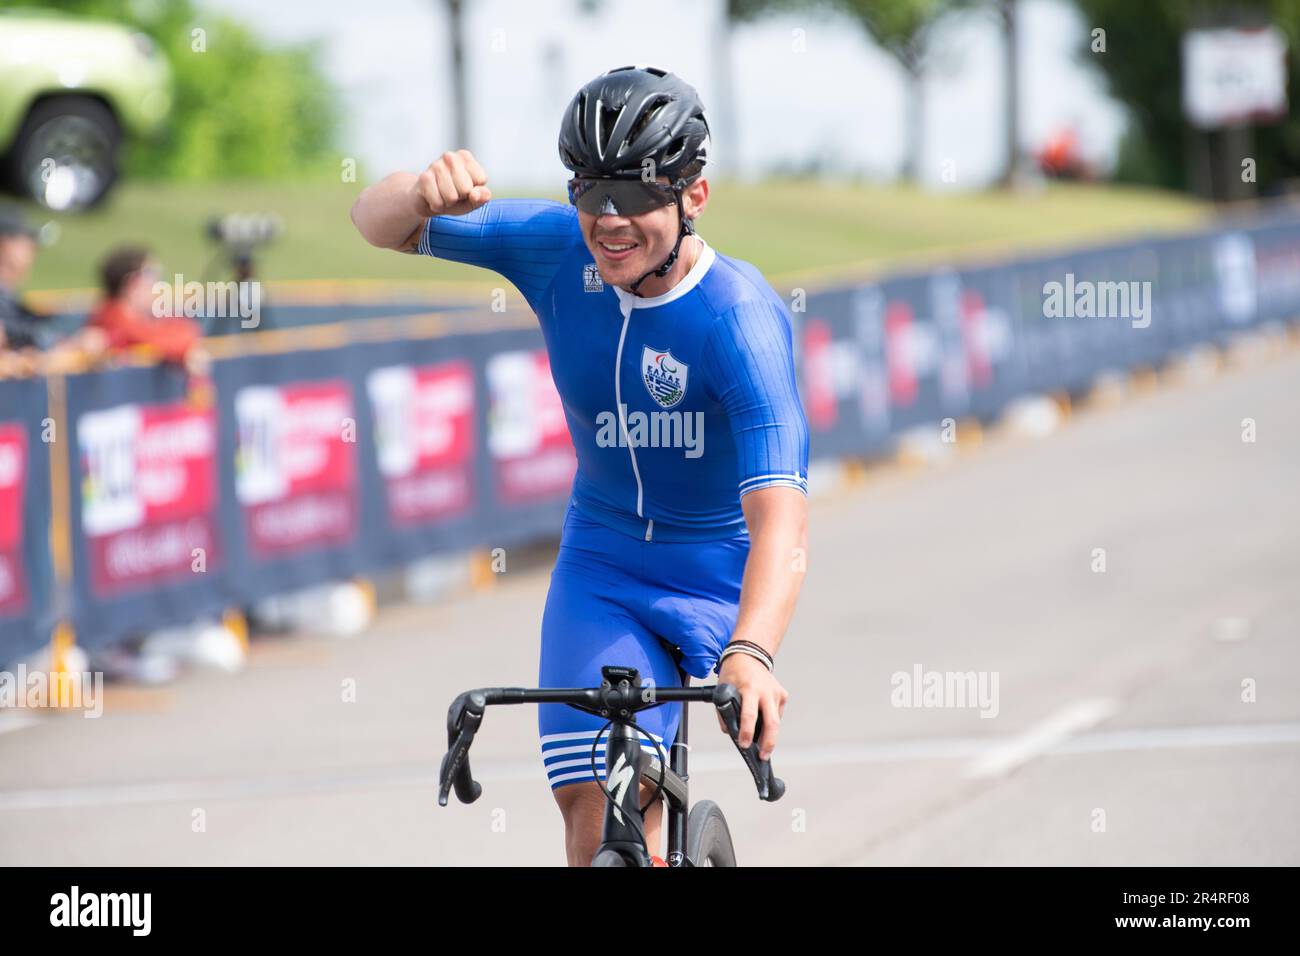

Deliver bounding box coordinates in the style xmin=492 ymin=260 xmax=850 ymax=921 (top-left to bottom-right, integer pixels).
xmin=566 ymin=177 xmax=677 ymax=216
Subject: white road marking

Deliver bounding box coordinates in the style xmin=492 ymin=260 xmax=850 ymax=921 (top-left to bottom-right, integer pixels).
xmin=1212 ymin=617 xmax=1252 ymax=642
xmin=964 ymin=698 xmax=1118 ymax=779
xmin=2 ymin=718 xmax=1297 ymax=812
xmin=1056 ymin=721 xmax=1300 ymax=754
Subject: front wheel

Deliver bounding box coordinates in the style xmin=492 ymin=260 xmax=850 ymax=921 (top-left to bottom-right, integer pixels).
xmin=686 ymin=800 xmax=737 ymax=867
xmin=591 ymin=848 xmax=630 ymax=867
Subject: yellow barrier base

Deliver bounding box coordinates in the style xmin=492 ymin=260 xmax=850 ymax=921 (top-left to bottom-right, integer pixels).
xmin=956 ymin=417 xmax=984 ymax=452
xmin=222 ymin=609 xmax=250 ymax=654
xmin=352 ymin=578 xmax=378 ymax=620
xmin=468 ymin=550 xmax=497 ymax=591
xmin=1049 ymin=390 xmax=1074 ymax=419
xmin=47 ymin=621 xmax=81 ymax=710
xmin=1128 ymin=367 xmax=1160 ymax=394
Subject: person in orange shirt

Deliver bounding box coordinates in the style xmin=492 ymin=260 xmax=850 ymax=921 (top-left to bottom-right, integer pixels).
xmin=88 ymin=246 xmax=211 ymax=376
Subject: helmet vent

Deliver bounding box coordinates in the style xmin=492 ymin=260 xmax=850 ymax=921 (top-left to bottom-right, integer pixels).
xmin=626 ymin=96 xmax=672 ymax=150
xmin=663 ymin=136 xmax=687 ymax=166
xmin=574 ymin=100 xmax=587 ymax=146
xmin=597 ymin=101 xmax=622 ymax=157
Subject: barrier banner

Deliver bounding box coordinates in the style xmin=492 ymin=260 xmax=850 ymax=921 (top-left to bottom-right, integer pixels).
xmin=1244 ymin=214 xmax=1300 ymax=324
xmin=0 ymin=422 xmax=28 ymax=617
xmin=215 ymin=349 xmax=365 ymax=603
xmin=350 ymin=333 xmax=487 ymax=570
xmin=78 ymin=400 xmax=219 ymax=596
xmin=65 ymin=366 xmax=225 ymax=650
xmin=1151 ymin=234 xmax=1219 ymax=358
xmin=0 ymin=377 xmax=54 ymax=666
xmin=366 ymin=358 xmax=475 ymax=528
xmin=795 ymin=286 xmax=896 ymax=457
xmin=949 ymin=264 xmax=1020 ymax=419
xmin=234 ymin=379 xmax=358 ymax=557
xmin=354 ymin=329 xmax=577 ymax=565
xmin=484 ymin=346 xmax=577 ymax=505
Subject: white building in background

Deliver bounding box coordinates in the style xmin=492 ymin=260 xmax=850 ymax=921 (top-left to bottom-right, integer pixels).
xmin=207 ymin=0 xmax=1125 ymax=190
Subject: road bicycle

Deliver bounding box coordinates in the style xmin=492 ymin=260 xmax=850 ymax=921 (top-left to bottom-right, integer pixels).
xmin=438 ymin=663 xmax=784 ymax=866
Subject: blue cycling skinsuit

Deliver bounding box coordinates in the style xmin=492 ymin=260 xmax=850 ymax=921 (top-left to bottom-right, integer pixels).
xmin=415 ymin=200 xmax=808 ymax=789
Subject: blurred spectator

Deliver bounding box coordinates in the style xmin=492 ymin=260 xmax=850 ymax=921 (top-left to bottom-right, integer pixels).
xmin=0 ymin=207 xmax=52 ymax=353
xmin=1035 ymin=126 xmax=1096 ymax=182
xmin=0 ymin=207 xmax=111 ymax=377
xmin=88 ymin=246 xmax=211 ymax=376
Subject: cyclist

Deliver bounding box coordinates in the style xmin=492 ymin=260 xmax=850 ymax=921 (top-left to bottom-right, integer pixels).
xmin=352 ymin=66 xmax=809 ymax=866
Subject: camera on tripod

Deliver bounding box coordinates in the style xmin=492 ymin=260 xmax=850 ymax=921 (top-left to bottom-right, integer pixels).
xmin=202 ymin=212 xmax=283 ymax=333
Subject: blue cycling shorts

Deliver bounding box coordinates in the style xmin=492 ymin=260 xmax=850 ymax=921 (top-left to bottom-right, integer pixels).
xmin=538 ymin=501 xmax=750 ymax=790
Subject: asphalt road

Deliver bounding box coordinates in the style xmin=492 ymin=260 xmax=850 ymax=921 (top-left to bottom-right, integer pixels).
xmin=2 ymin=346 xmax=1298 ymax=866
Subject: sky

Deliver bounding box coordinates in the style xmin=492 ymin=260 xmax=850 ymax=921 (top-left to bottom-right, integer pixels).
xmin=198 ymin=0 xmax=1127 ymax=190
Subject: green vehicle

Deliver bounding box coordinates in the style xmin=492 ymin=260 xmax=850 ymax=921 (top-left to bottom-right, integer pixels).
xmin=0 ymin=7 xmax=172 ymax=210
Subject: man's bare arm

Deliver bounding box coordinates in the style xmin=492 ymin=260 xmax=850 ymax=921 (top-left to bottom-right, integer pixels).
xmin=734 ymin=485 xmax=808 ymax=662
xmin=714 ymin=485 xmax=808 ymax=758
xmin=349 ymin=149 xmax=492 ymax=252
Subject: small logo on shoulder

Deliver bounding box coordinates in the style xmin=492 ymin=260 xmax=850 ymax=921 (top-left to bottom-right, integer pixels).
xmin=583 ymin=263 xmax=604 ymax=292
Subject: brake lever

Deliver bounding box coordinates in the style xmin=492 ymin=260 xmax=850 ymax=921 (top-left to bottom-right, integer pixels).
xmin=438 ymin=691 xmax=485 ymax=806
xmin=713 ymin=684 xmax=786 ymax=802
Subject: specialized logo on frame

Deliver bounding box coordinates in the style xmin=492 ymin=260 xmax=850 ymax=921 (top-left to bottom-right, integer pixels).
xmin=642 ymin=347 xmax=687 ymax=408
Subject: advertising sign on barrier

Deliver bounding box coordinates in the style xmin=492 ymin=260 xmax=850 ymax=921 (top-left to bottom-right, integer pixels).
xmin=0 ymin=377 xmax=52 ymax=666
xmin=0 ymin=423 xmax=28 ymax=615
xmin=234 ymin=380 xmax=358 ymax=557
xmin=485 ymin=349 xmax=576 ymax=503
xmin=77 ymin=401 xmax=219 ymax=595
xmin=366 ymin=360 xmax=476 ymax=527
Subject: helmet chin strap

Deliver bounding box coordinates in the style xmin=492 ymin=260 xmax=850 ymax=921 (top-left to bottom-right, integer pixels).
xmin=627 ymin=189 xmax=695 ymax=296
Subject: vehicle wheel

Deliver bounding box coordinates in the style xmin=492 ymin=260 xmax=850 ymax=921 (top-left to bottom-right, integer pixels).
xmin=6 ymin=96 xmax=121 ymax=211
xmin=686 ymin=800 xmax=737 ymax=867
xmin=591 ymin=848 xmax=630 ymax=867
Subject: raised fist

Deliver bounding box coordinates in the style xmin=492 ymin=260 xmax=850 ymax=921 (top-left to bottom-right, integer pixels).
xmin=412 ymin=149 xmax=492 ymax=218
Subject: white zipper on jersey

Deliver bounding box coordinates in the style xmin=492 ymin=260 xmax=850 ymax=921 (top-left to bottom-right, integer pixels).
xmin=614 ymin=301 xmax=652 ymax=541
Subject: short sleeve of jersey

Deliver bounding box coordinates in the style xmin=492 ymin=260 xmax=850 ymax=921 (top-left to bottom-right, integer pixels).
xmin=415 ymin=199 xmax=580 ymax=310
xmin=700 ymin=299 xmax=810 ymax=498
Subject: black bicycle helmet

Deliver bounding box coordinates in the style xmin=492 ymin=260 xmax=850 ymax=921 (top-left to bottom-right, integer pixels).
xmin=559 ymin=66 xmax=710 ymax=293
xmin=559 ymin=65 xmax=709 ymax=181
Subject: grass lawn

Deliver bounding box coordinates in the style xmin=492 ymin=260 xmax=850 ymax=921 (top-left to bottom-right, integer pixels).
xmin=17 ymin=177 xmax=1210 ymax=303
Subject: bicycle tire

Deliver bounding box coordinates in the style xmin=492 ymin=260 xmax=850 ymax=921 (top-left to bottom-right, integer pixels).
xmin=686 ymin=800 xmax=737 ymax=867
xmin=591 ymin=848 xmax=631 ymax=867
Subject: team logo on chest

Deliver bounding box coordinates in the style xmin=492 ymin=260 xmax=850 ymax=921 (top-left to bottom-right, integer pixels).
xmin=582 ymin=263 xmax=603 ymax=292
xmin=642 ymin=346 xmax=688 ymax=408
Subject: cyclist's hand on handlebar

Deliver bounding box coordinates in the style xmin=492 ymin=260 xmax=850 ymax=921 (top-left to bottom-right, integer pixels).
xmin=411 ymin=149 xmax=492 ymax=218
xmin=716 ymin=654 xmax=787 ymax=760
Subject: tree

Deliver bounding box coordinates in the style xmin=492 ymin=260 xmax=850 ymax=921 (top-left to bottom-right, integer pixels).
xmin=571 ymin=0 xmax=808 ymax=177
xmin=714 ymin=0 xmax=813 ymax=176
xmin=443 ymin=0 xmax=469 ymax=149
xmin=995 ymin=0 xmax=1021 ymax=186
xmin=1072 ymin=0 xmax=1300 ymax=196
xmin=820 ymin=0 xmax=962 ymax=183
